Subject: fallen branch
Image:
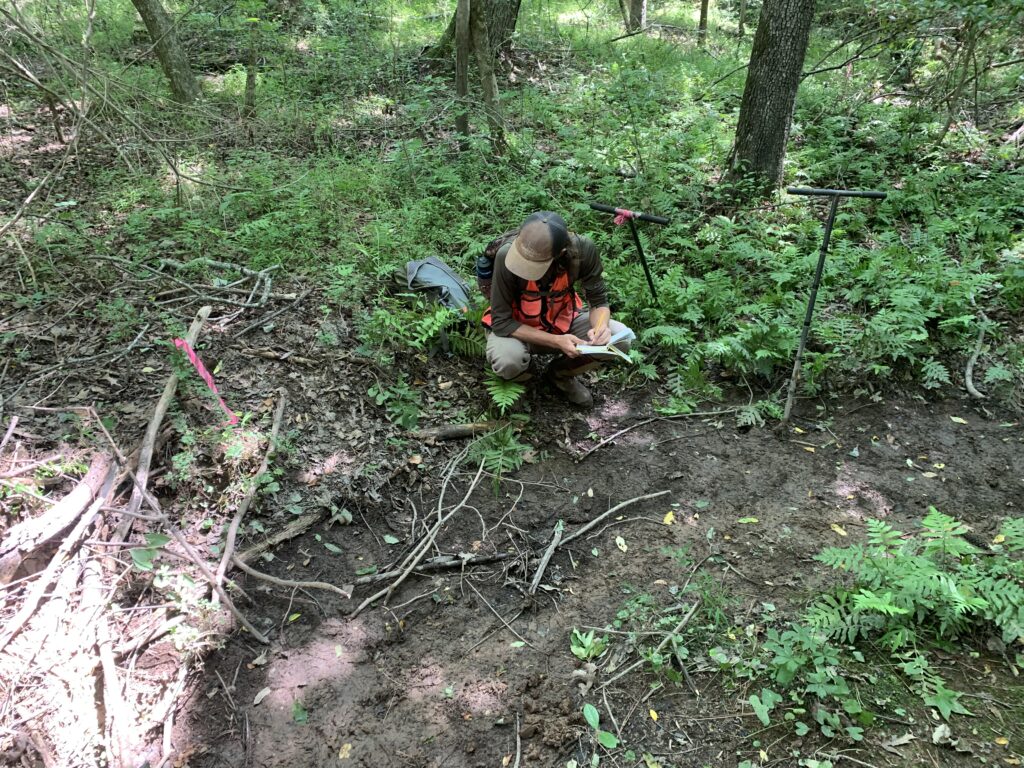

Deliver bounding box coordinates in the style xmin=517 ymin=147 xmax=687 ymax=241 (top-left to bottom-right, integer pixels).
xmin=575 ymin=410 xmax=738 ymax=462
xmin=0 ymin=468 xmax=114 ymax=654
xmin=529 ymin=520 xmax=563 ymax=595
xmin=114 ymin=306 xmax=210 ymax=546
xmin=560 ymin=490 xmax=670 ymax=547
xmin=215 ymin=389 xmax=287 ymax=590
xmin=415 ymin=421 xmax=499 ymax=441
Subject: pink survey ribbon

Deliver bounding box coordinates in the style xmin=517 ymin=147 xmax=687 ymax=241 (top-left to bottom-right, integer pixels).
xmin=173 ymin=338 xmax=239 ymax=426
xmin=613 ymin=208 xmax=636 ymax=225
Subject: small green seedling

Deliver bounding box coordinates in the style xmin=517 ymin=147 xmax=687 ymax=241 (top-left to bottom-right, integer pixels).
xmin=582 ymin=703 xmax=619 ymax=749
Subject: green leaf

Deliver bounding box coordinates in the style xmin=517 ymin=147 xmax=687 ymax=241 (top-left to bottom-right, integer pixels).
xmin=292 ymin=700 xmax=308 ymax=724
xmin=355 ymin=565 xmax=377 ymax=576
xmin=794 ymin=721 xmax=809 ymax=736
xmin=323 ymin=542 xmax=343 ymax=554
xmin=130 ymin=547 xmax=154 ymax=571
xmin=382 ymin=534 xmax=400 ymax=545
xmin=583 ymin=703 xmax=600 ymax=730
xmin=596 ymin=730 xmax=618 ymax=749
xmin=144 ymin=533 xmax=170 ymax=547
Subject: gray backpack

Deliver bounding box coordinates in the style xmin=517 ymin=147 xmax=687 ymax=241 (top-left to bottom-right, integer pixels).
xmin=401 ymin=256 xmax=473 ymax=311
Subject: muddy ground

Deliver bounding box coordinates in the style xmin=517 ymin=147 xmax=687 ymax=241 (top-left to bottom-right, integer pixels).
xmin=2 ymin=278 xmax=1023 ymax=768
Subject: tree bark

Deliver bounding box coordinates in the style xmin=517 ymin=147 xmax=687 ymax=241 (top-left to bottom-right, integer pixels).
xmin=430 ymin=0 xmax=520 ymax=59
xmin=469 ymin=0 xmax=505 ymax=148
xmin=698 ymin=0 xmax=710 ymax=47
xmin=628 ymin=0 xmax=647 ymax=31
xmin=130 ymin=0 xmax=200 ymax=103
xmin=456 ymin=0 xmax=470 ymax=137
xmin=737 ymin=0 xmax=747 ymax=36
xmin=723 ymin=0 xmax=816 ymax=196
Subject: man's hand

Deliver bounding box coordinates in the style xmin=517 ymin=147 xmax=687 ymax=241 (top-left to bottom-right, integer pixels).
xmin=554 ymin=334 xmax=587 ymax=358
xmin=587 ymin=325 xmax=612 ymax=346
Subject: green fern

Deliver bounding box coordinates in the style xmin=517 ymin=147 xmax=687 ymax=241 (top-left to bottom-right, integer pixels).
xmin=485 ymin=371 xmax=525 ymax=416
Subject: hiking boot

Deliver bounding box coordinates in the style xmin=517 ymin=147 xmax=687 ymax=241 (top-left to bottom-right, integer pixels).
xmin=551 ymin=375 xmax=594 ymax=408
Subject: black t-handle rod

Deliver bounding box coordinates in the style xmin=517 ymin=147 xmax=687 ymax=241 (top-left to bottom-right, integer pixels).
xmin=786 ymin=187 xmax=887 ymax=199
xmin=589 ymin=202 xmax=671 ymax=225
xmin=782 ymin=184 xmax=887 ymax=423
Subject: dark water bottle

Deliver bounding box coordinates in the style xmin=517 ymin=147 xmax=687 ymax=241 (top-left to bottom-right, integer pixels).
xmin=476 ymin=255 xmax=493 ymax=300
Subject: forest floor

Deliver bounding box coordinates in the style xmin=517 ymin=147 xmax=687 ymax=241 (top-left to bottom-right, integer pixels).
xmin=2 ymin=267 xmax=1022 ymax=768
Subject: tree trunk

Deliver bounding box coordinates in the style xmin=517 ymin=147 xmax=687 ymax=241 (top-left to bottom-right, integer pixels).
xmin=130 ymin=0 xmax=200 ymax=103
xmin=469 ymin=0 xmax=505 ymax=148
xmin=737 ymin=0 xmax=747 ymax=36
xmin=455 ymin=0 xmax=470 ymax=137
xmin=723 ymin=0 xmax=816 ymax=196
xmin=628 ymin=0 xmax=647 ymax=31
xmin=698 ymin=0 xmax=710 ymax=47
xmin=430 ymin=0 xmax=520 ymax=59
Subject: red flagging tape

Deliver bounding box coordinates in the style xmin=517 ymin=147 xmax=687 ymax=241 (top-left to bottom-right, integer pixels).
xmin=173 ymin=338 xmax=239 ymax=426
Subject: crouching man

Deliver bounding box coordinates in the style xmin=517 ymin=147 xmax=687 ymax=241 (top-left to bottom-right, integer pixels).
xmin=481 ymin=211 xmax=635 ymax=408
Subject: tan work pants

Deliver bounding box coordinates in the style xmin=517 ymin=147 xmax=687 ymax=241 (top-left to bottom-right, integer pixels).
xmin=486 ymin=312 xmax=633 ymax=381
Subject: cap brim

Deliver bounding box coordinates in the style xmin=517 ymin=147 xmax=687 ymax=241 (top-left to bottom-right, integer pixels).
xmin=505 ymin=239 xmax=551 ymax=281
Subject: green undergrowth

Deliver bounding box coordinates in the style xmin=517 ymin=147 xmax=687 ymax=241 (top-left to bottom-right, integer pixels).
xmin=15 ymin=0 xmax=1023 ymax=412
xmin=575 ymin=510 xmax=1024 ymax=764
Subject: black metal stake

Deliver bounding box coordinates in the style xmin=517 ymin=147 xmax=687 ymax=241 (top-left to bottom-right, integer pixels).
xmin=589 ymin=202 xmax=669 ymax=305
xmin=783 ymin=187 xmax=887 ymax=423
xmin=626 ymin=217 xmax=659 ymax=304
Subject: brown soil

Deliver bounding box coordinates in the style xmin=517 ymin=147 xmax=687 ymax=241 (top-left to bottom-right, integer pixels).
xmin=3 ymin=280 xmax=1023 ymax=768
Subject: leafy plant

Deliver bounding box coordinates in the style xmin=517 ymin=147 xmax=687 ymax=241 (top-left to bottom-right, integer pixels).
xmin=571 ymin=628 xmax=609 ymax=661
xmin=368 ymin=375 xmax=421 ymax=430
xmin=582 ymin=703 xmax=619 ymax=749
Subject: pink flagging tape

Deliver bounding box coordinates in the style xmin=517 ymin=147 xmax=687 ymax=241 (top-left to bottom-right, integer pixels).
xmin=173 ymin=338 xmax=239 ymax=426
xmin=613 ymin=208 xmax=636 ymax=226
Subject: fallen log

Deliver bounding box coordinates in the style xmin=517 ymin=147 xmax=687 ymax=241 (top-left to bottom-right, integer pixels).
xmin=235 ymin=510 xmax=325 ymax=566
xmin=415 ymin=421 xmax=499 ymax=441
xmin=0 ymin=453 xmax=111 ymax=585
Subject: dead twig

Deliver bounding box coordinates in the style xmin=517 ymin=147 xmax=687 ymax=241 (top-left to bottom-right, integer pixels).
xmin=560 ymin=490 xmax=670 ymax=548
xmin=231 ymin=556 xmax=351 ymax=599
xmin=232 ymin=287 xmax=312 ymax=340
xmin=600 ymin=597 xmax=702 ymax=689
xmin=528 ymin=520 xmax=563 ymax=595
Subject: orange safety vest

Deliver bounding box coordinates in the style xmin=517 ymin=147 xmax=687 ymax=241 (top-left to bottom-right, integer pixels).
xmin=482 ymin=269 xmax=582 ymax=334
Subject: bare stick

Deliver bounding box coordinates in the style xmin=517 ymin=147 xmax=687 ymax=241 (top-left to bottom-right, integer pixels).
xmin=575 ymin=411 xmax=738 ymax=462
xmin=350 ymin=459 xmax=485 ymax=618
xmin=601 ymin=597 xmax=702 ymax=689
xmin=231 ymin=556 xmax=351 ymax=599
xmin=0 ymin=416 xmax=17 ymax=456
xmin=466 ymin=580 xmax=533 ymax=648
xmin=529 ymin=520 xmax=564 ymax=595
xmin=118 ymin=306 xmax=211 ymax=540
xmin=215 ymin=389 xmax=287 ymax=589
xmin=560 ymin=491 xmax=670 ymax=548
xmin=965 ymin=323 xmax=987 ymax=399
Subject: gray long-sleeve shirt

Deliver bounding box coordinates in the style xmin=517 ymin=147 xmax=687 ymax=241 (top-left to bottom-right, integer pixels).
xmin=487 ymin=233 xmax=609 ymax=337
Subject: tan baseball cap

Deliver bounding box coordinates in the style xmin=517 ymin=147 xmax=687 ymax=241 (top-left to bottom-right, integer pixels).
xmin=504 ymin=211 xmax=570 ymax=281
